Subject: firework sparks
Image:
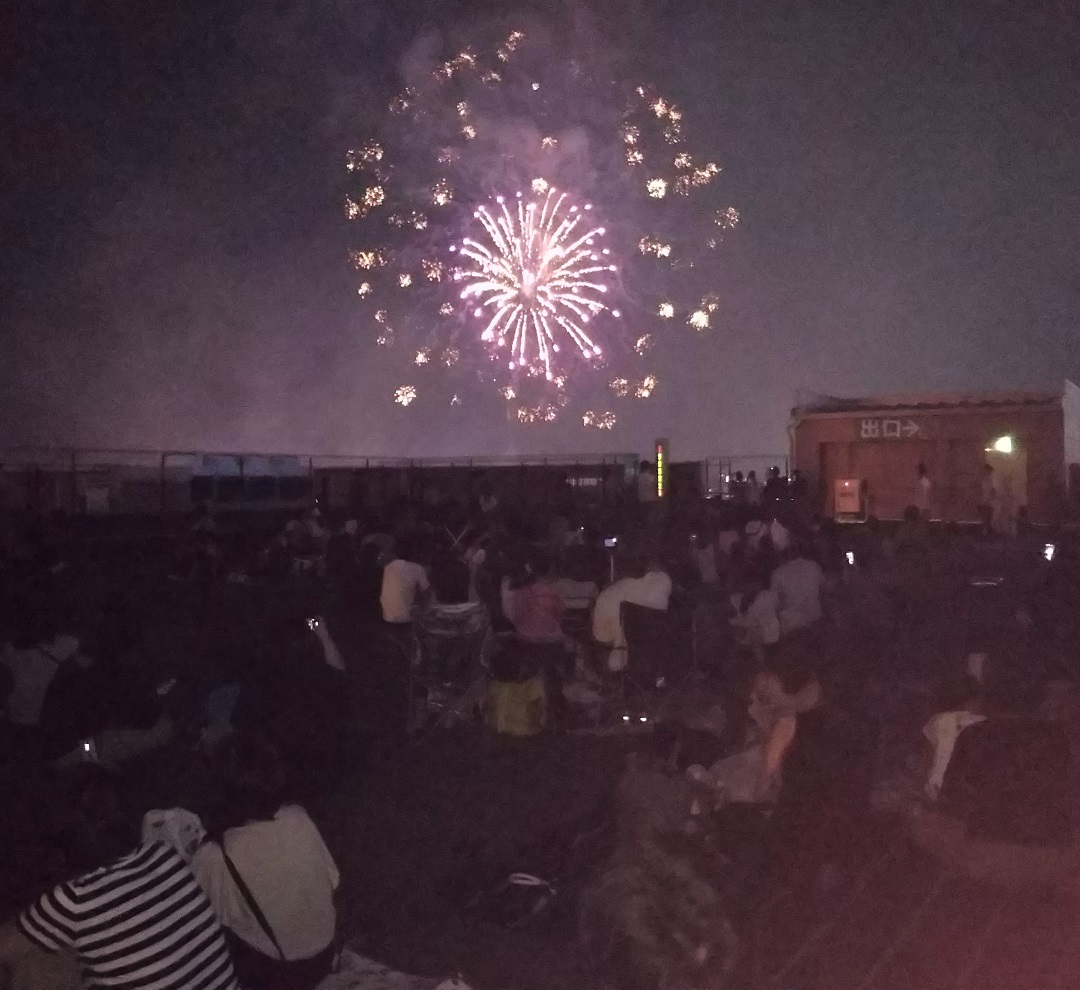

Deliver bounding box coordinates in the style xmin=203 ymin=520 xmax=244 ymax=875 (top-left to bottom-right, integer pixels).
xmin=635 ymin=374 xmax=658 ymax=398
xmin=347 ymin=27 xmax=737 ymax=424
xmin=458 ymin=188 xmax=614 ymax=379
xmin=432 ymin=179 xmax=453 ymax=206
xmin=583 ymin=410 xmax=616 ymax=429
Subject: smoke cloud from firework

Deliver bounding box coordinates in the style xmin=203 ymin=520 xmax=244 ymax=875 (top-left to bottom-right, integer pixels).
xmin=346 ymin=22 xmax=738 ymax=428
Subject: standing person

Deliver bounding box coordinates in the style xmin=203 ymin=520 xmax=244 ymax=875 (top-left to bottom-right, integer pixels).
xmin=730 ymin=471 xmax=748 ymax=506
xmin=0 ymin=770 xmax=238 ymax=990
xmin=192 ymin=739 xmax=339 ymax=990
xmin=916 ymin=463 xmax=933 ymax=520
xmin=977 ymin=465 xmax=997 ymax=536
xmin=746 ymin=471 xmax=761 ymax=508
xmin=771 ymin=543 xmax=825 ymax=637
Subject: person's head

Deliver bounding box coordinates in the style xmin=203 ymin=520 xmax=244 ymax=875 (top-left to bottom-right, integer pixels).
xmin=59 ymin=767 xmax=139 ymax=870
xmin=213 ymin=735 xmax=288 ymax=828
xmin=769 ymin=465 xmax=781 ymax=479
xmin=639 ymin=460 xmax=654 ymax=476
xmin=764 ymin=634 xmax=818 ymax=697
xmin=526 ymin=552 xmax=553 ymax=581
xmin=983 ymin=464 xmax=993 ymax=476
xmin=430 ymin=554 xmax=470 ymax=603
xmin=917 ymin=462 xmax=928 ymax=478
xmin=902 ymin=504 xmax=921 ymax=523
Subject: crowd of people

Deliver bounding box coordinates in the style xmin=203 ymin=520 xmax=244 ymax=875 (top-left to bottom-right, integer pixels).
xmin=1 ymin=474 xmax=1079 ymax=990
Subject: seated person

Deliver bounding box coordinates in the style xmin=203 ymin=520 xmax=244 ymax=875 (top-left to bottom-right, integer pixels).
xmin=689 ymin=642 xmax=822 ymax=806
xmin=379 ymin=539 xmax=430 ymax=626
xmin=192 ymin=738 xmax=339 ymax=990
xmin=729 ymin=568 xmax=781 ymax=655
xmin=771 ymin=543 xmax=825 ymax=637
xmin=0 ymin=611 xmax=82 ymax=736
xmin=234 ymin=614 xmax=351 ymax=782
xmin=579 ymin=727 xmax=740 ymax=990
xmin=592 ymin=555 xmax=672 ymax=671
xmin=501 ymin=553 xmax=565 ymax=646
xmin=42 ymin=620 xmax=179 ymax=769
xmin=921 ymin=675 xmax=987 ymax=802
xmin=417 ymin=554 xmax=489 ymax=681
xmin=930 ymin=679 xmax=1072 ymax=846
xmin=0 ymin=768 xmax=239 ymax=990
xmin=555 ymin=548 xmax=600 ymax=612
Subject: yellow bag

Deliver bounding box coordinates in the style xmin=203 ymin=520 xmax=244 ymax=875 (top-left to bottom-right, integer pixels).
xmin=486 ymin=676 xmax=547 ymax=736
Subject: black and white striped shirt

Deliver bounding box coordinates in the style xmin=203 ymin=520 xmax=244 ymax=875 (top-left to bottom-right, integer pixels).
xmin=19 ymin=842 xmax=238 ymax=990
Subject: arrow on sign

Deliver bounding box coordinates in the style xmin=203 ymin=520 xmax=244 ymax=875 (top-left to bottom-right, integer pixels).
xmin=901 ymin=420 xmax=920 ymax=438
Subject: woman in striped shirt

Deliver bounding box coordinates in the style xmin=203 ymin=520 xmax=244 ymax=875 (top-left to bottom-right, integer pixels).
xmin=0 ymin=770 xmax=238 ymax=990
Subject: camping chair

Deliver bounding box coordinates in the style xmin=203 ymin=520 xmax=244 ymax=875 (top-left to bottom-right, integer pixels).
xmin=416 ymin=602 xmax=492 ymax=686
xmin=620 ymin=601 xmax=693 ymax=694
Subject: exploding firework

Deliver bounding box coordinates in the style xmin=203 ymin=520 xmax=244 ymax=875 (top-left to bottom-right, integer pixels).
xmin=346 ymin=26 xmax=737 ymax=420
xmin=459 ymin=189 xmax=613 ymax=379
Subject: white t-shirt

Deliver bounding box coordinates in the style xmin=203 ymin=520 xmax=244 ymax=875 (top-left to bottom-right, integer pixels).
xmin=191 ymin=805 xmax=339 ymax=961
xmin=769 ymin=519 xmax=791 ymax=553
xmin=592 ymin=571 xmax=672 ymax=670
xmin=380 ymin=559 xmax=430 ymax=623
xmin=916 ymin=475 xmax=932 ymax=513
xmin=1 ymin=635 xmax=80 ymax=726
xmin=771 ymin=557 xmax=824 ymax=636
xmin=694 ymin=546 xmax=719 ymax=585
xmin=742 ymin=589 xmax=781 ymax=647
xmin=922 ymin=711 xmax=986 ymax=800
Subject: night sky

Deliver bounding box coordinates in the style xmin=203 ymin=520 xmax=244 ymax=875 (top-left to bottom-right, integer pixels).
xmin=4 ymin=0 xmax=1079 ymax=460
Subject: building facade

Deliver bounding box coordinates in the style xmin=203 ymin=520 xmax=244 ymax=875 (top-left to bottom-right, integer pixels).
xmin=791 ymin=383 xmax=1080 ymax=524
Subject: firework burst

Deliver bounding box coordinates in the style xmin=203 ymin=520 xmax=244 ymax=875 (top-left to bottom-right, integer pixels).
xmin=346 ymin=26 xmax=738 ymax=423
xmin=459 ymin=189 xmax=614 ymax=379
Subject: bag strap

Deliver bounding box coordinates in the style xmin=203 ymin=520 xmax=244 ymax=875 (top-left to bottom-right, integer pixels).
xmin=219 ymin=846 xmax=286 ymax=960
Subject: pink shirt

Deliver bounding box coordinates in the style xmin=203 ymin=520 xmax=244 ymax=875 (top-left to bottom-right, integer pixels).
xmin=507 ymin=579 xmax=565 ymax=643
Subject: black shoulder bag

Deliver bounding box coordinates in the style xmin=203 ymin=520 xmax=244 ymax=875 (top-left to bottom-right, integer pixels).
xmin=219 ymin=847 xmax=286 ymax=961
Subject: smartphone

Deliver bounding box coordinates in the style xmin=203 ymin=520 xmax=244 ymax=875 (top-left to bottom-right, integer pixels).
xmin=81 ymin=738 xmax=98 ymax=763
xmin=845 ymin=551 xmax=855 ymax=566
xmin=306 ymin=617 xmax=320 ymax=631
xmin=1044 ymin=543 xmax=1056 ymax=562
xmin=604 ymin=537 xmax=618 ymax=549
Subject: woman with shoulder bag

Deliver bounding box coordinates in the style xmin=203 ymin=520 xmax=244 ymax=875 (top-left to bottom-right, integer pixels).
xmin=191 ymin=737 xmax=340 ymax=990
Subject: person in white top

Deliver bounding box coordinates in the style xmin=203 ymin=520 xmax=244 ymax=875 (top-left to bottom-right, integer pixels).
xmin=770 ymin=544 xmax=825 ymax=637
xmin=592 ymin=559 xmax=672 ymax=671
xmin=915 ymin=463 xmax=933 ymax=520
xmin=191 ymin=738 xmax=339 ymax=988
xmin=730 ymin=572 xmax=780 ymax=654
xmin=379 ymin=540 xmax=430 ymax=624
